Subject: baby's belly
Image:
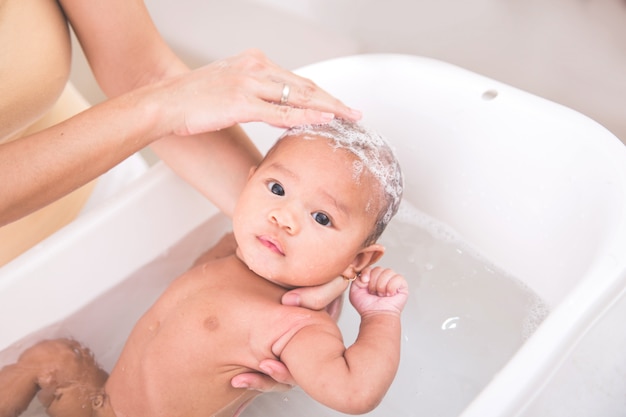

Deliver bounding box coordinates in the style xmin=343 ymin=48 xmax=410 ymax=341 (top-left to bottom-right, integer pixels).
xmin=104 ymin=313 xmax=260 ymax=417
xmin=105 ymin=362 xmax=258 ymax=417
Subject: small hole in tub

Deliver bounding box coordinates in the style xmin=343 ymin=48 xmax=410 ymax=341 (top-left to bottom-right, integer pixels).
xmin=482 ymin=89 xmax=498 ymax=100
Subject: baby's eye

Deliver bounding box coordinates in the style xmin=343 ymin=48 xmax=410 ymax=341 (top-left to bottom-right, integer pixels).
xmin=268 ymin=181 xmax=284 ymax=196
xmin=312 ymin=211 xmax=332 ymax=227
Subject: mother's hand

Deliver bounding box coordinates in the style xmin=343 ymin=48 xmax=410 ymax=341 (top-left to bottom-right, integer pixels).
xmin=281 ymin=276 xmax=348 ymax=321
xmin=151 ymin=49 xmax=361 ymax=138
xmin=231 ymin=359 xmax=295 ymax=392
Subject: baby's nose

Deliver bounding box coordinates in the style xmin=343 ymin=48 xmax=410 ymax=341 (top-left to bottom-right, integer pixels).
xmin=269 ymin=206 xmax=300 ymax=234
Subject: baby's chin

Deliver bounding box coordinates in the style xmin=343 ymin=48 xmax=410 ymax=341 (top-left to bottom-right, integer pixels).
xmin=254 ymin=267 xmax=297 ymax=290
xmin=236 ymin=247 xmax=297 ymax=290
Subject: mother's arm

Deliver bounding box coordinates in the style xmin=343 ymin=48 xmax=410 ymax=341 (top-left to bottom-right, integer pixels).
xmin=0 ymin=0 xmax=361 ymax=226
xmin=61 ymin=0 xmax=360 ymax=216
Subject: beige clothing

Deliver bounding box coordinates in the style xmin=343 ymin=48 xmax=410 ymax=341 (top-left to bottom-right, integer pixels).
xmin=0 ymin=0 xmax=127 ymax=265
xmin=0 ymin=84 xmax=98 ymax=266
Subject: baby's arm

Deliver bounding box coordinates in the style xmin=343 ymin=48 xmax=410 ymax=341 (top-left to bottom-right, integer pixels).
xmin=279 ymin=267 xmax=408 ymax=414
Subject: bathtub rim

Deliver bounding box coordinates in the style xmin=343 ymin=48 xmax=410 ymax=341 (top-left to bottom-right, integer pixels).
xmin=0 ymin=162 xmax=218 ymax=351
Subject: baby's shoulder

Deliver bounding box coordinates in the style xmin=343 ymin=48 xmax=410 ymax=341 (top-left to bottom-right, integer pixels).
xmin=268 ymin=304 xmax=339 ymax=356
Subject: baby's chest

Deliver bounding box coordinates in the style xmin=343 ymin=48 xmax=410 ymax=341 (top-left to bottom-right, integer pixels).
xmin=191 ymin=301 xmax=323 ymax=358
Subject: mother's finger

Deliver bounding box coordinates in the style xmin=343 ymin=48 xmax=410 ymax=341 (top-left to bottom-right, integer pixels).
xmin=231 ymin=370 xmax=292 ymax=393
xmin=234 ymin=49 xmax=361 ymax=121
xmin=260 ymin=77 xmax=362 ymax=122
xmin=282 ymin=276 xmax=349 ymax=310
xmin=246 ymin=99 xmax=336 ymax=128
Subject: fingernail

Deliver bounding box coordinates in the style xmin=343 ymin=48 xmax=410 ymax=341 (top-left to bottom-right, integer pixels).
xmin=282 ymin=293 xmax=301 ymax=306
xmin=349 ymin=108 xmax=362 ymax=120
xmin=320 ymin=112 xmax=335 ymax=123
xmin=232 ymin=381 xmax=249 ymax=389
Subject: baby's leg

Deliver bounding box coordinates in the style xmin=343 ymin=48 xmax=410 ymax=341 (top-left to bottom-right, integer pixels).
xmin=0 ymin=355 xmax=39 ymax=417
xmin=0 ymin=338 xmax=108 ymax=417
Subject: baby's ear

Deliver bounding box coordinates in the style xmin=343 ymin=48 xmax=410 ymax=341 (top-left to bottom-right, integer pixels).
xmin=342 ymin=244 xmax=385 ymax=278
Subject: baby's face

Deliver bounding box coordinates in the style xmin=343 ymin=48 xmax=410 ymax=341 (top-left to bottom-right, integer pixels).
xmin=233 ymin=135 xmax=380 ymax=288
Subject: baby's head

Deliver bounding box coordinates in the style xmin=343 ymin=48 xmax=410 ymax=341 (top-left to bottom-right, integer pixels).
xmin=233 ymin=119 xmax=403 ymax=288
xmin=277 ymin=119 xmax=403 ymax=245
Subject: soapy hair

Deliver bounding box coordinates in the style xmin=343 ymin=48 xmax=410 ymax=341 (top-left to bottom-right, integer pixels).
xmin=278 ymin=119 xmax=403 ymax=244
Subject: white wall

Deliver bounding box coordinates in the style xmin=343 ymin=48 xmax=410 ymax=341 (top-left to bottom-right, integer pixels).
xmin=247 ymin=0 xmax=626 ymax=143
xmin=71 ymin=0 xmax=626 ymax=144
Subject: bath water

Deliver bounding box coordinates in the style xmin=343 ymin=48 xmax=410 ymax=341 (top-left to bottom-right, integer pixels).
xmin=0 ymin=203 xmax=549 ymax=417
xmin=243 ymin=201 xmax=549 ymax=417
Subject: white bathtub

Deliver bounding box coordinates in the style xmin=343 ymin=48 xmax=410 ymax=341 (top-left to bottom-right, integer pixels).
xmin=1 ymin=54 xmax=626 ymax=416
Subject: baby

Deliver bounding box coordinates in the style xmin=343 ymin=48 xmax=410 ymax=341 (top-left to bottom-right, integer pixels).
xmin=0 ymin=119 xmax=407 ymax=417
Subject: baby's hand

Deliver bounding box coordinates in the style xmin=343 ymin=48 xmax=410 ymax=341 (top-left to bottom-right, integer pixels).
xmin=349 ymin=266 xmax=409 ymax=316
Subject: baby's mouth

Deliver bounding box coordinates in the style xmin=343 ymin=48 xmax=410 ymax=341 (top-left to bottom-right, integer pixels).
xmin=257 ymin=236 xmax=285 ymax=256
